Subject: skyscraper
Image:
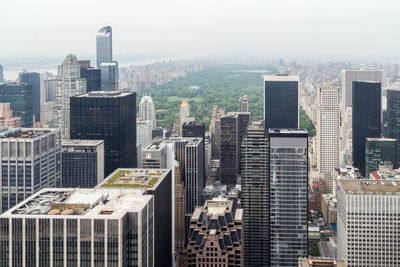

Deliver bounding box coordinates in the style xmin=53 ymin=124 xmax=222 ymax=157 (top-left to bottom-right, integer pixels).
xmin=100 ymin=61 xmax=118 ymax=91
xmin=220 ymin=114 xmax=238 ymax=185
xmin=0 ymin=83 xmax=33 ymax=127
xmin=317 ymin=86 xmax=340 ymax=193
xmin=70 ymin=91 xmax=136 ymax=176
xmin=386 ymin=89 xmax=400 ymax=166
xmin=241 ymin=126 xmax=269 ymax=266
xmin=139 ymin=95 xmax=157 ymax=129
xmin=96 ymin=26 xmax=112 ymax=68
xmin=0 ymin=128 xmax=61 ymax=213
xmin=136 ymin=119 xmax=153 ymax=150
xmin=0 ymin=103 xmax=21 ymax=127
xmin=61 ymin=139 xmax=104 ymax=188
xmin=365 ymin=137 xmax=397 ymax=176
xmin=264 ymin=74 xmax=299 ymax=129
xmin=176 ymin=99 xmax=194 ymax=134
xmin=55 ymin=54 xmax=87 ymax=139
xmin=0 ymin=64 xmax=4 ymax=82
xmin=80 ymin=66 xmax=101 ymax=92
xmin=210 ymin=105 xmax=225 ymax=159
xmin=174 ymin=160 xmax=185 ymax=254
xmin=239 ymin=94 xmax=248 ymax=112
xmin=352 ymin=81 xmax=381 ymax=175
xmin=18 ymin=71 xmax=41 ymax=122
xmin=337 ymin=179 xmax=400 ymax=266
xmin=341 ymin=69 xmax=383 ymax=109
xmin=0 ymin=188 xmax=154 ymax=266
xmin=269 ymin=128 xmax=308 ymax=266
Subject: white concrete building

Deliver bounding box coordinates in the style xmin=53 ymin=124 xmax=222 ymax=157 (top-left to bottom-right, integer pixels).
xmin=337 ymin=179 xmax=400 ymax=266
xmin=139 ymin=96 xmax=156 ymax=129
xmin=317 ymin=86 xmax=340 ymax=193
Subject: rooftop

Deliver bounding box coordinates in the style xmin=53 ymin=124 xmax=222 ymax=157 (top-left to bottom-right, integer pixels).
xmin=268 ymin=128 xmax=308 ymax=134
xmin=0 ymin=127 xmax=55 ymax=139
xmin=1 ymin=188 xmax=151 ymax=219
xmin=98 ymin=168 xmax=170 ymax=190
xmin=264 ymin=74 xmax=299 ymax=82
xmin=366 ymin=137 xmax=397 ymax=142
xmin=62 ymin=139 xmax=104 ymax=146
xmin=77 ymin=91 xmax=131 ymax=98
xmin=298 ymin=257 xmax=346 ymax=267
xmin=340 ymin=179 xmax=400 ymax=195
xmin=142 ymin=138 xmax=167 ymax=150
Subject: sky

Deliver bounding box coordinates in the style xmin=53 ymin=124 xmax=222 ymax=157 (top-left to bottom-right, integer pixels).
xmin=1 ymin=0 xmax=400 ymax=60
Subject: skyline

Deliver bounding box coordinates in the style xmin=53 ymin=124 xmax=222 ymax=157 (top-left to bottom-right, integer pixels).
xmin=1 ymin=0 xmax=400 ymax=60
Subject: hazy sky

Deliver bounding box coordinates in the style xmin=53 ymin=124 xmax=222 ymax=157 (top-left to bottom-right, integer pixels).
xmin=1 ymin=0 xmax=400 ymax=59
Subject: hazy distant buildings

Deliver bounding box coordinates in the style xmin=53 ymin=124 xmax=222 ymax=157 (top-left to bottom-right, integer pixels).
xmin=337 ymin=179 xmax=400 ymax=266
xmin=365 ymin=137 xmax=397 ymax=176
xmin=239 ymin=94 xmax=248 ymax=112
xmin=61 ymin=139 xmax=104 ymax=188
xmin=352 ymin=81 xmax=381 ymax=175
xmin=70 ymin=91 xmax=136 ymax=176
xmin=55 ymin=54 xmax=86 ymax=139
xmin=241 ymin=126 xmax=269 ymax=266
xmin=341 ymin=69 xmax=383 ymax=109
xmin=0 ymin=128 xmax=61 ymax=213
xmin=187 ymin=197 xmax=244 ymax=267
xmin=264 ymin=74 xmax=299 ymax=129
xmin=317 ymin=86 xmax=340 ymax=193
xmin=96 ymin=26 xmax=112 ymax=68
xmin=139 ymin=95 xmax=157 ymax=129
xmin=0 ymin=64 xmax=3 ymax=82
xmin=0 ymin=103 xmax=21 ymax=127
xmin=269 ymin=128 xmax=308 ymax=266
xmin=0 ymin=188 xmax=154 ymax=266
xmin=18 ymin=71 xmax=41 ymax=123
xmin=0 ymin=83 xmax=33 ymax=127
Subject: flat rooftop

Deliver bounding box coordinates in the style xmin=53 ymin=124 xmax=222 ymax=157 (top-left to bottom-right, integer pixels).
xmin=0 ymin=127 xmax=55 ymax=139
xmin=366 ymin=137 xmax=397 ymax=142
xmin=298 ymin=258 xmax=346 ymax=267
xmin=62 ymin=139 xmax=104 ymax=146
xmin=268 ymin=128 xmax=308 ymax=134
xmin=77 ymin=91 xmax=132 ymax=98
xmin=168 ymin=136 xmax=203 ymax=146
xmin=1 ymin=188 xmax=151 ymax=219
xmin=142 ymin=138 xmax=166 ymax=150
xmin=264 ymin=74 xmax=299 ymax=82
xmin=98 ymin=168 xmax=170 ymax=189
xmin=340 ymin=179 xmax=400 ymax=195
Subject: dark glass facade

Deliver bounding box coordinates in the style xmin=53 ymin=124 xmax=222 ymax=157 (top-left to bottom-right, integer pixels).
xmin=70 ymin=92 xmax=136 ymax=176
xmin=18 ymin=72 xmax=41 ymax=122
xmin=352 ymin=81 xmax=381 ymax=175
xmin=80 ymin=67 xmax=101 ymax=92
xmin=220 ymin=116 xmax=238 ymax=185
xmin=241 ymin=127 xmax=269 ymax=266
xmin=264 ymin=77 xmax=298 ymax=129
xmin=365 ymin=138 xmax=397 ymax=176
xmin=387 ymin=89 xmax=400 ymax=166
xmin=0 ymin=83 xmax=33 ymax=127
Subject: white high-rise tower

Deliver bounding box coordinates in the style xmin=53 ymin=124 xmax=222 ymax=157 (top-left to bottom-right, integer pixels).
xmin=55 ymin=54 xmax=86 ymax=139
xmin=317 ymin=86 xmax=339 ymax=193
xmin=139 ymin=95 xmax=156 ymax=129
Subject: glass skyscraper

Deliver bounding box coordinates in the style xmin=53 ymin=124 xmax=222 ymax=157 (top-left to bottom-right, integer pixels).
xmin=268 ymin=128 xmax=308 ymax=266
xmin=365 ymin=137 xmax=397 ymax=176
xmin=352 ymin=81 xmax=381 ymax=175
xmin=264 ymin=75 xmax=299 ymax=129
xmin=18 ymin=72 xmax=41 ymax=123
xmin=387 ymin=89 xmax=400 ymax=166
xmin=0 ymin=83 xmax=33 ymax=127
xmin=96 ymin=26 xmax=112 ymax=68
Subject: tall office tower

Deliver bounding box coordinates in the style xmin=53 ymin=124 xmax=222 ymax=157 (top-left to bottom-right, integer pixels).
xmin=176 ymin=99 xmax=195 ymax=134
xmin=187 ymin=197 xmax=244 ymax=267
xmin=18 ymin=71 xmax=41 ymax=122
xmin=210 ymin=105 xmax=225 ymax=159
xmin=80 ymin=66 xmax=101 ymax=92
xmin=239 ymin=94 xmax=248 ymax=112
xmin=365 ymin=137 xmax=397 ymax=176
xmin=139 ymin=95 xmax=157 ymax=129
xmin=70 ymin=91 xmax=136 ymax=176
xmin=182 ymin=121 xmax=206 ymax=176
xmin=98 ymin=168 xmax=172 ymax=267
xmin=61 ymin=139 xmax=104 ymax=188
xmin=0 ymin=188 xmax=153 ymax=266
xmin=141 ymin=138 xmax=168 ymax=168
xmin=0 ymin=64 xmax=3 ymax=82
xmin=0 ymin=103 xmax=21 ymax=127
xmin=43 ymin=77 xmax=57 ymax=102
xmin=231 ymin=112 xmax=250 ymax=175
xmin=337 ymin=179 xmax=400 ymax=266
xmin=220 ymin=114 xmax=238 ymax=185
xmin=352 ymin=81 xmax=381 ymax=175
xmin=341 ymin=69 xmax=383 ymax=109
xmin=241 ymin=126 xmax=269 ymax=267
xmin=100 ymin=61 xmax=118 ymax=91
xmin=0 ymin=83 xmax=33 ymax=127
xmin=175 ymin=160 xmax=185 ymax=254
xmin=55 ymin=54 xmax=87 ymax=139
xmin=264 ymin=74 xmax=299 ymax=129
xmin=317 ymin=87 xmax=340 ymax=194
xmin=268 ymin=129 xmax=308 ymax=266
xmin=0 ymin=128 xmax=61 ymax=213
xmin=386 ymin=89 xmax=400 ymax=166
xmin=96 ymin=26 xmax=112 ymax=68
xmin=137 ymin=119 xmax=152 ymax=147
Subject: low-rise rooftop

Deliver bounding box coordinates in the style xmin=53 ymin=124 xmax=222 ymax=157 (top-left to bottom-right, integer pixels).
xmin=77 ymin=91 xmax=132 ymax=98
xmin=264 ymin=74 xmax=299 ymax=82
xmin=0 ymin=127 xmax=55 ymax=139
xmin=340 ymin=179 xmax=400 ymax=195
xmin=62 ymin=139 xmax=104 ymax=146
xmin=298 ymin=257 xmax=346 ymax=267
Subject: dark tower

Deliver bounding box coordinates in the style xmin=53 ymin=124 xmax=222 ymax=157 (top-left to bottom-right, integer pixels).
xmin=18 ymin=72 xmax=40 ymax=123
